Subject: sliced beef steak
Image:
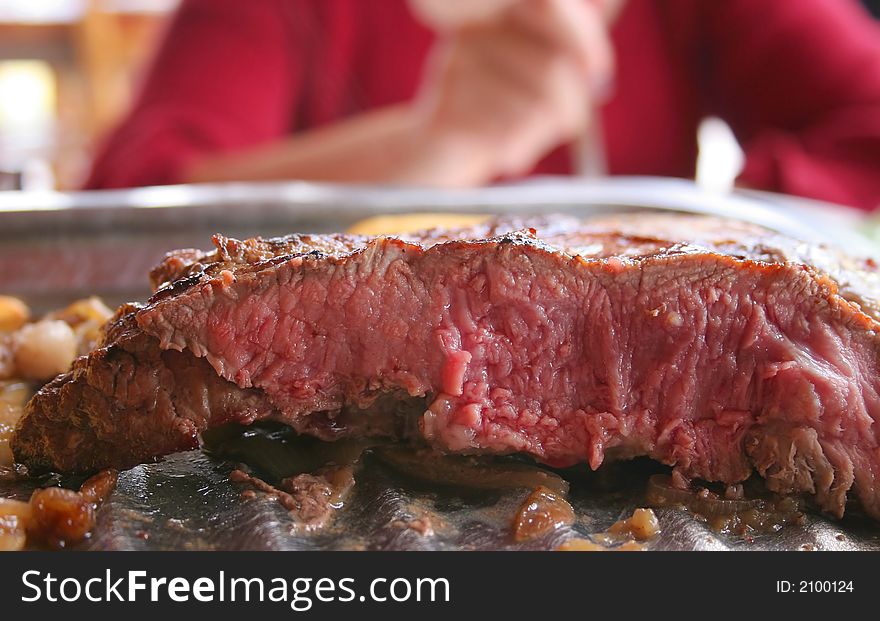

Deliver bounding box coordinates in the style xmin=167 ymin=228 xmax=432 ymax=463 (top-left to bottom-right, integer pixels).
xmin=12 ymin=305 xmax=277 ymax=472
xmin=13 ymin=214 xmax=880 ymax=519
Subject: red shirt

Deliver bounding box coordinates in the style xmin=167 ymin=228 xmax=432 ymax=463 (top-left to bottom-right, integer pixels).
xmin=86 ymin=0 xmax=880 ymax=210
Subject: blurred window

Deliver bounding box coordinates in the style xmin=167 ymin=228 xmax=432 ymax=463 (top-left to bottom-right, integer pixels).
xmin=0 ymin=0 xmax=176 ymax=189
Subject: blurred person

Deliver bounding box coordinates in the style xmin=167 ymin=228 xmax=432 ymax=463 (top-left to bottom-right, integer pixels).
xmin=86 ymin=0 xmax=880 ymax=210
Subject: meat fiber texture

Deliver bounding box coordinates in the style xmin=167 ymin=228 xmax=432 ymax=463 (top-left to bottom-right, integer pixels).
xmin=13 ymin=214 xmax=880 ymax=520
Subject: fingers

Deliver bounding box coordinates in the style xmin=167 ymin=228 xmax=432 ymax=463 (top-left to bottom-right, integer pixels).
xmin=460 ymin=29 xmax=592 ymax=174
xmin=473 ymin=27 xmax=592 ymax=134
xmin=412 ymin=0 xmax=617 ymax=181
xmin=464 ymin=19 xmax=563 ymax=102
xmin=509 ymin=0 xmax=615 ymax=98
xmin=418 ymin=32 xmax=588 ymax=176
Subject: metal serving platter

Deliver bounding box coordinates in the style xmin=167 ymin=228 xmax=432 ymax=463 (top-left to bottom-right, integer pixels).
xmin=1 ymin=176 xmax=878 ymax=551
xmin=0 ymin=175 xmax=873 ymax=310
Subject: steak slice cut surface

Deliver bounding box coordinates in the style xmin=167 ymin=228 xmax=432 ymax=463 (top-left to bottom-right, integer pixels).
xmin=13 ymin=214 xmax=880 ymax=520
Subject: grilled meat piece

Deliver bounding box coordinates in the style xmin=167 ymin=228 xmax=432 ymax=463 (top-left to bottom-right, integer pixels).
xmin=13 ymin=214 xmax=880 ymax=519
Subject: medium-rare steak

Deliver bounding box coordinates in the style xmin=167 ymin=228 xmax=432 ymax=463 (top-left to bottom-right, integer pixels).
xmin=12 ymin=214 xmax=880 ymax=520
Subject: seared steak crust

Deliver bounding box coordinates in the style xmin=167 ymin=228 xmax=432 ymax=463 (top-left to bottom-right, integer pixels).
xmin=12 ymin=306 xmax=277 ymax=472
xmin=13 ymin=214 xmax=880 ymax=519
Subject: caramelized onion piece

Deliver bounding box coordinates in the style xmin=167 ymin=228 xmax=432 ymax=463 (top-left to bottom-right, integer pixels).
xmin=606 ymin=508 xmax=660 ymax=541
xmin=0 ymin=498 xmax=32 ymax=551
xmin=0 ymin=381 xmax=30 ymax=408
xmin=512 ymin=486 xmax=575 ymax=542
xmin=0 ymin=296 xmax=29 ymax=333
xmin=557 ymin=508 xmax=660 ymax=551
xmin=47 ymin=296 xmax=113 ymax=327
xmin=1 ymin=469 xmax=117 ymax=550
xmin=28 ymin=487 xmax=95 ymax=548
xmin=47 ymin=296 xmax=114 ymax=355
xmin=0 ymin=523 xmax=26 ymax=551
xmin=0 ymin=381 xmax=30 ymax=466
xmin=80 ymin=469 xmax=119 ymax=505
xmin=13 ymin=320 xmax=77 ymax=381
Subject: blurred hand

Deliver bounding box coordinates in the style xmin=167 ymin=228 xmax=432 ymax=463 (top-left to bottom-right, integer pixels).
xmin=412 ymin=0 xmax=618 ymax=181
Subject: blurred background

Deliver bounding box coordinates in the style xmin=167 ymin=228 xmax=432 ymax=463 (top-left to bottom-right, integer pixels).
xmin=0 ymin=0 xmax=877 ymax=198
xmin=0 ymin=0 xmax=176 ymax=190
